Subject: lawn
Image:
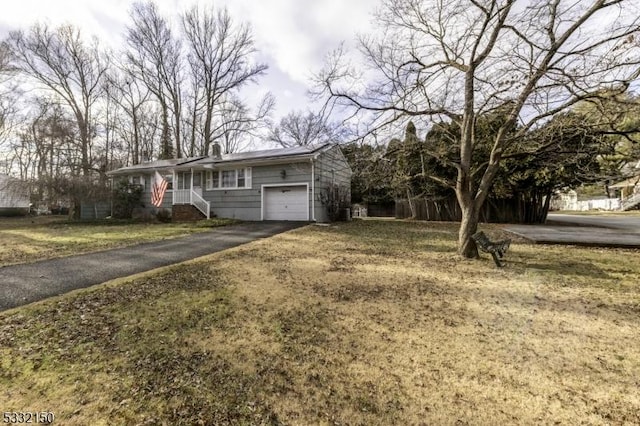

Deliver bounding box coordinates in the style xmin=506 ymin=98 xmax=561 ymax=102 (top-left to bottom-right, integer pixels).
xmin=1 ymin=220 xmax=639 ymax=425
xmin=0 ymin=216 xmax=236 ymax=267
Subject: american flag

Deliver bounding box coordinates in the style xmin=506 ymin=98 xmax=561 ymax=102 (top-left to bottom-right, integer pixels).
xmin=151 ymin=171 xmax=168 ymax=207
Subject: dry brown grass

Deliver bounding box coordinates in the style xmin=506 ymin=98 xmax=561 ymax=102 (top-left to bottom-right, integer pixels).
xmin=1 ymin=219 xmax=639 ymax=425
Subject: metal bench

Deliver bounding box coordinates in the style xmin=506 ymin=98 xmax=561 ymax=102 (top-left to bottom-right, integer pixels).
xmin=472 ymin=231 xmax=511 ymax=267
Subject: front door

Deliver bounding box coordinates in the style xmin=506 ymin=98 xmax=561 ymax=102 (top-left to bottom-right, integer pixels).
xmin=192 ymin=171 xmax=203 ymax=196
xmin=176 ymin=172 xmax=190 ymax=190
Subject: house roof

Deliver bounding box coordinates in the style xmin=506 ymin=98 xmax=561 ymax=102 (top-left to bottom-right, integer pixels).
xmin=185 ymin=143 xmax=333 ymax=168
xmin=107 ymin=144 xmax=334 ymax=176
xmin=105 ymin=156 xmax=205 ymax=176
xmin=609 ymin=175 xmax=640 ymax=189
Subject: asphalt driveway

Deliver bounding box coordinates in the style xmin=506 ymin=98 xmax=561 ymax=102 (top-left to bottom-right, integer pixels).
xmin=0 ymin=221 xmax=305 ymax=312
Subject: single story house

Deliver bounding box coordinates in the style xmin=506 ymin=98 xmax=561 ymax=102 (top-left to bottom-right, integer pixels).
xmin=106 ymin=143 xmax=352 ymax=222
xmin=0 ymin=174 xmax=30 ymax=216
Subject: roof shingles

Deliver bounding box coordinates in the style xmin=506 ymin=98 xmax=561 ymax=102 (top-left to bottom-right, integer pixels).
xmin=107 ymin=144 xmax=332 ymax=176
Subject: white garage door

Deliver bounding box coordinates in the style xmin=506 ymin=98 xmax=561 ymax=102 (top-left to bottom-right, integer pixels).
xmin=263 ymin=185 xmax=308 ymax=221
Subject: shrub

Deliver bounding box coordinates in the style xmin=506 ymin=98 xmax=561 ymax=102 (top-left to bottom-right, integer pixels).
xmin=112 ymin=180 xmax=143 ymax=219
xmin=156 ymin=208 xmax=172 ymax=223
xmin=319 ymin=184 xmax=351 ymax=222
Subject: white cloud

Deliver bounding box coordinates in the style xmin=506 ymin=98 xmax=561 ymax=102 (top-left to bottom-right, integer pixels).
xmin=0 ymin=0 xmax=378 ymax=119
xmin=220 ymin=0 xmax=376 ymax=84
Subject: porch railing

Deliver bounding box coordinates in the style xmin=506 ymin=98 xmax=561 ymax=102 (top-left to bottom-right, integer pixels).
xmin=173 ymin=189 xmax=190 ymax=204
xmin=191 ymin=190 xmax=210 ymax=219
xmin=172 ymin=189 xmax=210 ymax=219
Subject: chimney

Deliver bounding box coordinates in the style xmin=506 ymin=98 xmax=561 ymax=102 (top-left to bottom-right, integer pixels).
xmin=211 ymin=141 xmax=222 ymax=160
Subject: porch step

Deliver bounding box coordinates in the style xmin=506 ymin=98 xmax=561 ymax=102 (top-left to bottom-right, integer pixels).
xmin=622 ymin=193 xmax=640 ymax=211
xmin=172 ymin=204 xmax=206 ymax=222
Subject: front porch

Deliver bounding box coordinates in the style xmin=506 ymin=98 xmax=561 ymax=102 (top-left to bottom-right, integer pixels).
xmin=172 ymin=171 xmax=210 ymax=219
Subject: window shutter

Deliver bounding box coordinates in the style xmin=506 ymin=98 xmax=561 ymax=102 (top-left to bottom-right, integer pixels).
xmin=205 ymin=171 xmax=211 ymax=190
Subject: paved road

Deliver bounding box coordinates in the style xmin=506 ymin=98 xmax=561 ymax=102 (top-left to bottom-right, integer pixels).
xmin=546 ymin=213 xmax=640 ymax=231
xmin=504 ymin=213 xmax=640 ymax=248
xmin=0 ymin=221 xmax=304 ymax=312
xmin=505 ymin=224 xmax=640 ymax=248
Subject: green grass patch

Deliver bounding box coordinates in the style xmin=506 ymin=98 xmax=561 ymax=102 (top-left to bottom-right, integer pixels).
xmin=1 ymin=219 xmax=639 ymax=424
xmin=0 ymin=216 xmax=236 ymax=267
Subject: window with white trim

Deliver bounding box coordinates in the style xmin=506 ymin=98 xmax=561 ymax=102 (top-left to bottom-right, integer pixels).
xmin=206 ymin=167 xmax=252 ymax=189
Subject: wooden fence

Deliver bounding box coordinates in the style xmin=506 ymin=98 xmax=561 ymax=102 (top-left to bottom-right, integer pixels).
xmin=80 ymin=201 xmax=111 ymax=220
xmin=366 ymin=203 xmax=396 ymax=217
xmin=396 ymin=195 xmax=550 ymax=224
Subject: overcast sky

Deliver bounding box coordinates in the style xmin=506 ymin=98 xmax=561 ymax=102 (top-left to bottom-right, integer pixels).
xmin=0 ymin=0 xmax=378 ymax=121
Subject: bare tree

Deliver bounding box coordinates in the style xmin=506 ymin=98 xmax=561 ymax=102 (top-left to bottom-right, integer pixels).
xmin=182 ymin=5 xmax=268 ymax=155
xmin=126 ymin=1 xmax=183 ymax=159
xmin=0 ymin=42 xmax=14 ymax=135
xmin=214 ymin=94 xmax=274 ymax=153
xmin=0 ymin=41 xmax=18 ymax=167
xmin=104 ymin=62 xmax=151 ymax=165
xmin=6 ymin=24 xmax=108 ymax=176
xmin=7 ymin=97 xmax=77 ymax=205
xmin=268 ymin=109 xmax=342 ymax=147
xmin=317 ymin=0 xmax=640 ymax=258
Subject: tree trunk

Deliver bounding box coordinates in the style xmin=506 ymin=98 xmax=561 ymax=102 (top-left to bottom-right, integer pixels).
xmin=189 ymin=104 xmax=197 ymax=157
xmin=203 ymin=99 xmax=213 ymax=156
xmin=77 ymin=115 xmax=91 ymax=176
xmin=458 ymin=200 xmax=480 ymax=258
xmin=172 ymin=97 xmax=182 ymax=159
xmin=540 ymin=190 xmax=552 ymax=223
xmin=132 ymin=106 xmax=140 ymax=164
xmin=160 ymin=103 xmax=172 ymax=160
xmin=406 ymin=189 xmax=416 ymax=219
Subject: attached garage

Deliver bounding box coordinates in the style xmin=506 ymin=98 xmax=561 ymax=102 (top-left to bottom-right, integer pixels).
xmin=262 ymin=184 xmax=309 ymax=221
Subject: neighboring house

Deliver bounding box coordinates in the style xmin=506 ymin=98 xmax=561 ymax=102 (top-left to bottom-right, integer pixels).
xmin=0 ymin=174 xmax=30 ymax=216
xmin=550 ymin=172 xmax=640 ymax=212
xmin=610 ymin=175 xmax=640 ymax=211
xmin=106 ymin=143 xmax=352 ymax=222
